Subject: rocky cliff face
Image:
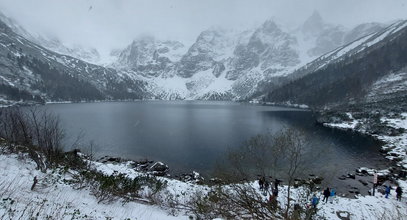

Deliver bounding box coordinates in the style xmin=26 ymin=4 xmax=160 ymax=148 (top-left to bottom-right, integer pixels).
xmin=116 ymin=36 xmax=186 ymax=78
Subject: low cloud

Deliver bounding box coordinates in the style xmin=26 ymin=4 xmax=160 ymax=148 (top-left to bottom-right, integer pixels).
xmin=0 ymin=0 xmax=406 ymax=53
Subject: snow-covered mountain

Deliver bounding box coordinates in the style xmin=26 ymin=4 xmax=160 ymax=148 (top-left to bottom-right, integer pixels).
xmin=0 ymin=10 xmax=397 ymax=103
xmin=0 ymin=18 xmax=147 ymax=103
xmin=115 ymin=36 xmax=186 ymax=77
xmin=265 ymin=20 xmax=407 ymax=107
xmin=111 ymin=11 xmax=387 ymax=100
xmin=0 ymin=12 xmax=101 ymax=65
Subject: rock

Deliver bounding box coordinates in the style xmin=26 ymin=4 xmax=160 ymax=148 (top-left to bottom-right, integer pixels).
xmin=358 ymin=179 xmax=368 ymax=186
xmin=149 ymin=162 xmax=169 ymax=176
xmin=137 ymin=159 xmax=150 ymax=165
xmin=107 ymin=157 xmax=121 ymax=163
xmin=134 ymin=159 xmax=153 ymax=171
xmin=338 ymin=175 xmax=347 ymax=180
xmin=67 ymin=149 xmax=81 ymax=155
xmin=356 ymin=167 xmax=376 ymax=176
xmin=180 ymin=171 xmax=204 ymax=184
xmin=336 ymin=211 xmax=351 ymax=220
xmin=209 ymin=178 xmax=223 ymax=185
xmin=309 ymin=176 xmax=323 ymax=184
xmin=98 ymin=156 xmax=121 ymax=163
xmin=347 ymin=173 xmax=356 ymax=179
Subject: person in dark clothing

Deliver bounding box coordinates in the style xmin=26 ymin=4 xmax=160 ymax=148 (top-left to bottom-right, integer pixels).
xmin=31 ymin=176 xmax=38 ymax=191
xmin=274 ymin=178 xmax=281 ymax=189
xmin=258 ymin=176 xmax=264 ymax=190
xmin=396 ymin=186 xmax=402 ymax=201
xmin=323 ymin=188 xmax=330 ymax=203
xmin=273 ymin=187 xmax=279 ymax=197
xmin=264 ymin=179 xmax=270 ymax=192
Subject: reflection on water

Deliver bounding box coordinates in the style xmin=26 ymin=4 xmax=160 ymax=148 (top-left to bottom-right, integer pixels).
xmin=40 ymin=101 xmax=386 ymax=177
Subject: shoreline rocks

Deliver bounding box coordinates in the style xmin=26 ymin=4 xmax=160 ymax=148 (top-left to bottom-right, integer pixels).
xmin=148 ymin=162 xmax=170 ymax=176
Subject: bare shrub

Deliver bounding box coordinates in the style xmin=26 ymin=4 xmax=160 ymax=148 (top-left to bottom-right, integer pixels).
xmin=0 ymin=107 xmax=65 ymax=169
xmin=208 ymin=128 xmax=317 ymax=219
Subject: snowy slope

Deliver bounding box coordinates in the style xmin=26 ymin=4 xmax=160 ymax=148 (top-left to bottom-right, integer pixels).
xmin=1 ymin=152 xmax=406 ymax=220
xmin=289 ymin=20 xmax=407 ymax=81
xmin=0 ymin=154 xmax=189 ymax=219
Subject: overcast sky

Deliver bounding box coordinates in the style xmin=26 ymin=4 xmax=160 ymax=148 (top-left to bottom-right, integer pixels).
xmin=0 ymin=0 xmax=406 ymax=53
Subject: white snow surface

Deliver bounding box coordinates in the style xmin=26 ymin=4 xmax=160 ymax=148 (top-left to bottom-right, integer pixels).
xmin=1 ymin=151 xmax=406 ymax=219
xmin=380 ymin=113 xmax=407 ymax=168
xmin=0 ymin=153 xmax=190 ymax=220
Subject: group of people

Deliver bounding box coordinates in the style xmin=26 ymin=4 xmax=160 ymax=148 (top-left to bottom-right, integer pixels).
xmin=311 ymin=187 xmax=336 ymax=208
xmin=385 ymin=185 xmax=403 ymax=201
xmin=258 ymin=176 xmax=281 ymax=202
xmin=259 ymin=176 xmax=404 ymax=211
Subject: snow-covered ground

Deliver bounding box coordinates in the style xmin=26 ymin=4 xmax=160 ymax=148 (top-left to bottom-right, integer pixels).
xmin=380 ymin=113 xmax=407 ymax=168
xmin=1 ymin=151 xmax=406 ymax=219
xmin=0 ymin=153 xmax=189 ymax=219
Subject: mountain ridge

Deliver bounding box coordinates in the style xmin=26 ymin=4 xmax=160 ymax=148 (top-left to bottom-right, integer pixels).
xmin=0 ymin=11 xmax=399 ymax=104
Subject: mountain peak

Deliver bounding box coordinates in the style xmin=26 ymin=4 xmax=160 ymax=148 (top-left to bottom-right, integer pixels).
xmin=302 ymin=10 xmax=324 ymax=34
xmin=309 ymin=10 xmax=323 ymax=22
xmin=262 ymin=19 xmax=279 ymax=32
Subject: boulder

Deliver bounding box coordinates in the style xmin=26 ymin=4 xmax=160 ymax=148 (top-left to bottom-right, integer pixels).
xmin=149 ymin=162 xmax=169 ymax=176
xmin=338 ymin=175 xmax=347 ymax=180
xmin=180 ymin=171 xmax=204 ymax=184
xmin=347 ymin=173 xmax=355 ymax=179
xmin=336 ymin=211 xmax=351 ymax=220
xmin=98 ymin=156 xmax=121 ymax=163
xmin=309 ymin=176 xmax=323 ymax=184
xmin=358 ymin=179 xmax=368 ymax=186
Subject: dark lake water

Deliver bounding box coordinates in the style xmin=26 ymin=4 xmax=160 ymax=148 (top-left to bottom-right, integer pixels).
xmin=42 ymin=101 xmax=387 ymax=179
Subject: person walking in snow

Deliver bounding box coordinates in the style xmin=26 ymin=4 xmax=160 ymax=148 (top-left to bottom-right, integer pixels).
xmin=323 ymin=187 xmax=330 ymax=203
xmin=31 ymin=176 xmax=38 ymax=191
xmin=264 ymin=178 xmax=270 ymax=192
xmin=385 ymin=185 xmax=391 ymax=199
xmin=329 ymin=188 xmax=336 ymax=203
xmin=272 ymin=186 xmax=279 ymax=197
xmin=311 ymin=194 xmax=319 ymax=209
xmin=384 ymin=185 xmax=391 ymax=199
xmin=274 ymin=178 xmax=281 ymax=189
xmin=258 ymin=176 xmax=264 ymax=190
xmin=396 ymin=186 xmax=402 ymax=201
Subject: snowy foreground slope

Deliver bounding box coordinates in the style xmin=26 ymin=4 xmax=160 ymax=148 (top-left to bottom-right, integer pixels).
xmin=1 ymin=152 xmax=406 ymax=219
xmin=0 ymin=154 xmax=188 ymax=220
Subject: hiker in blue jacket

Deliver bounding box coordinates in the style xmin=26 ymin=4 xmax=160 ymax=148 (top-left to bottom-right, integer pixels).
xmin=385 ymin=185 xmax=391 ymax=199
xmin=311 ymin=194 xmax=319 ymax=209
xmin=329 ymin=188 xmax=336 ymax=203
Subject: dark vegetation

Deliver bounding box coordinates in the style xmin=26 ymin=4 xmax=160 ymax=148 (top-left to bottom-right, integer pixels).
xmin=23 ymin=56 xmax=105 ymax=101
xmin=0 ymin=84 xmax=43 ymax=103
